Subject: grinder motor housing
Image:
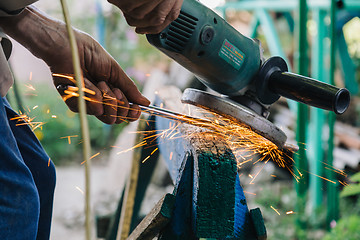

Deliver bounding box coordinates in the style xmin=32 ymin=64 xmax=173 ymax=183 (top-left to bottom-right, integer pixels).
xmin=146 ymin=0 xmax=350 ymax=116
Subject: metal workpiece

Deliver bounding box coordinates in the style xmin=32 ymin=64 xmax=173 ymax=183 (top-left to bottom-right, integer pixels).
xmin=181 ymin=88 xmax=287 ymax=149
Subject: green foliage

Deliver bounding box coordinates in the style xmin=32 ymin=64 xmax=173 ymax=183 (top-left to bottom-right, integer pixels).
xmin=322 ymin=215 xmax=360 ymax=240
xmin=9 ymin=83 xmax=125 ymax=165
xmin=252 ymin=182 xmax=298 ymax=240
xmin=340 ymin=172 xmax=360 ymax=198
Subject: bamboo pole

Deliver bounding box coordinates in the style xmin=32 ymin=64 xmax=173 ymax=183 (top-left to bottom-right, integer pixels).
xmin=59 ymin=1 xmax=92 ymax=239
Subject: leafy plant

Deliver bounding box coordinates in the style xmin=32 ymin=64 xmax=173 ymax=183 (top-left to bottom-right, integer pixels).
xmin=340 ymin=172 xmax=360 ymax=198
xmin=322 ymin=215 xmax=360 ymax=240
xmin=9 ymin=83 xmax=125 ymax=165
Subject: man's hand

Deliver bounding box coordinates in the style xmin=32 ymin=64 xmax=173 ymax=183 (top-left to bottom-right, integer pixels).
xmin=108 ymin=0 xmax=183 ymax=34
xmin=0 ymin=6 xmax=150 ymax=124
xmin=50 ymin=30 xmax=150 ymax=124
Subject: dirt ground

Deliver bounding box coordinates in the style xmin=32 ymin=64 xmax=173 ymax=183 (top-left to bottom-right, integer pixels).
xmin=50 ymin=164 xmax=110 ymax=240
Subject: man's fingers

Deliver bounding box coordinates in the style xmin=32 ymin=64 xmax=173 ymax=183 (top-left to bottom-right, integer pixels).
xmin=128 ymin=104 xmax=142 ymax=122
xmin=53 ymin=76 xmax=104 ymax=116
xmin=103 ymin=59 xmax=150 ymax=107
xmin=123 ymin=0 xmax=182 ymax=34
xmin=96 ymin=81 xmax=118 ymax=124
xmin=135 ymin=0 xmax=182 ymax=34
xmin=126 ymin=0 xmax=163 ymax=20
xmin=113 ymin=88 xmax=131 ymax=124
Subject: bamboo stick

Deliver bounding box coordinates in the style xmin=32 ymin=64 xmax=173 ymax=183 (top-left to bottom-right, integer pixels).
xmin=59 ymin=1 xmax=92 ymax=239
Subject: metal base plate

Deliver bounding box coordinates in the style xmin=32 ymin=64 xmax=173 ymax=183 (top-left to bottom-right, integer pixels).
xmin=181 ymin=88 xmax=287 ymax=148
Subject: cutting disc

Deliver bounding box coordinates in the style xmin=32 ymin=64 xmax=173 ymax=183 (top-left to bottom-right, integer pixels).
xmin=181 ymin=88 xmax=287 ymax=148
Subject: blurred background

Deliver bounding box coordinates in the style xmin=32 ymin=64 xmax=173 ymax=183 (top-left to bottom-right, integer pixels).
xmin=6 ymin=0 xmax=360 ymax=239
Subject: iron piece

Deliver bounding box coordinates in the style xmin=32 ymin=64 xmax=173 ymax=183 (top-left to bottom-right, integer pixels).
xmin=181 ymin=88 xmax=287 ymax=148
xmin=138 ymin=104 xmax=213 ymax=126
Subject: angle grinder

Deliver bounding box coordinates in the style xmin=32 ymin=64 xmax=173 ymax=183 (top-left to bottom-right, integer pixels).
xmin=146 ymin=0 xmax=350 ymax=148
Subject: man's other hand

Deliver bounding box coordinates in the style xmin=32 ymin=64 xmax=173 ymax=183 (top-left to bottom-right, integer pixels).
xmin=108 ymin=0 xmax=183 ymax=34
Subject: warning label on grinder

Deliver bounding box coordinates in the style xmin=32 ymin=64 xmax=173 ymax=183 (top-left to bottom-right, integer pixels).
xmin=219 ymin=39 xmax=245 ymax=70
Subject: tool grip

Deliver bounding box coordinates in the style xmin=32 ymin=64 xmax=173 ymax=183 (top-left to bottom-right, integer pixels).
xmin=269 ymin=71 xmax=350 ymax=114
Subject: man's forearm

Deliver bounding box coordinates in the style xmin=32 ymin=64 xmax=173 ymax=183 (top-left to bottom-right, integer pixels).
xmin=0 ymin=6 xmax=69 ymax=66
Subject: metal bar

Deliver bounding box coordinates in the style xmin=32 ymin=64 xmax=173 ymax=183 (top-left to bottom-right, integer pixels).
xmin=308 ymin=9 xmax=327 ymax=221
xmin=326 ymin=0 xmax=339 ymax=228
xmin=248 ymin=15 xmax=260 ymax=39
xmin=337 ymin=30 xmax=359 ymax=94
xmin=255 ymin=9 xmax=288 ymax=63
xmin=139 ymin=104 xmax=215 ymax=127
xmin=294 ymin=0 xmax=309 ymax=235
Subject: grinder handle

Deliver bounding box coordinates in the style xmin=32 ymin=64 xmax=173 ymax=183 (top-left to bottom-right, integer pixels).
xmin=256 ymin=57 xmax=350 ymax=115
xmin=269 ymin=71 xmax=350 ymax=115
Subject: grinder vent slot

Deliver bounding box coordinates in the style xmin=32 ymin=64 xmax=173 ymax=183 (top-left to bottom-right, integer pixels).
xmin=165 ymin=11 xmax=198 ymax=52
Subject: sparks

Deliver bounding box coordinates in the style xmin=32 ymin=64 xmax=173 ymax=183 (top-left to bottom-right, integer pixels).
xmin=25 ymin=84 xmax=36 ymax=91
xmin=169 ymin=152 xmax=173 ymax=160
xmin=271 ymin=205 xmax=281 ymax=215
xmin=10 ymin=113 xmax=45 ymax=131
xmin=75 ymin=186 xmax=84 ymax=195
xmin=60 ymin=135 xmax=78 ymax=144
xmin=90 ymin=152 xmax=101 ymax=160
xmin=305 ymin=171 xmax=337 ymax=184
xmin=142 ymin=155 xmax=151 ymax=163
xmin=286 ymin=210 xmax=295 ymax=215
xmin=243 ymin=191 xmax=256 ymax=196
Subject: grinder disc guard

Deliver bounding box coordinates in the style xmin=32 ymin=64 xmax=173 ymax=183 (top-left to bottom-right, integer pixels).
xmin=181 ymin=88 xmax=287 ymax=148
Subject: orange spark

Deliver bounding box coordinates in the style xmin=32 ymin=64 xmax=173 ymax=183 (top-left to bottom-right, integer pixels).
xmin=151 ymin=148 xmax=158 ymax=155
xmin=322 ymin=161 xmax=347 ymax=177
xmin=60 ymin=135 xmax=78 ymax=144
xmin=48 ymin=158 xmax=51 ymax=167
xmin=271 ymin=205 xmax=281 ymax=215
xmin=52 ymin=73 xmax=76 ymax=83
xmin=243 ymin=191 xmax=256 ymax=196
xmin=90 ymin=152 xmax=101 ymax=160
xmin=305 ymin=171 xmax=337 ymax=184
xmin=29 ymin=72 xmax=33 ymax=81
xmin=286 ymin=210 xmax=295 ymax=215
xmin=75 ymin=186 xmax=84 ymax=195
xmin=169 ymin=152 xmax=173 ymax=160
xmin=10 ymin=113 xmax=45 ymax=131
xmin=338 ymin=180 xmax=348 ymax=186
xmin=25 ymin=84 xmax=36 ymax=91
xmin=142 ymin=155 xmax=151 ymax=163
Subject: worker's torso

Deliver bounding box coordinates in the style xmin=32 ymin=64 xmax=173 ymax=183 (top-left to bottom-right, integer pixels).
xmin=0 ymin=0 xmax=38 ymax=97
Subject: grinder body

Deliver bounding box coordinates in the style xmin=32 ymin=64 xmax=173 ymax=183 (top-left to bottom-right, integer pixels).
xmin=147 ymin=0 xmax=261 ymax=96
xmin=147 ymin=0 xmax=350 ymax=115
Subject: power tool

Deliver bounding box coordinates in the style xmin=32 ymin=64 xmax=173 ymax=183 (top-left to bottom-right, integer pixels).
xmin=146 ymin=0 xmax=350 ymax=148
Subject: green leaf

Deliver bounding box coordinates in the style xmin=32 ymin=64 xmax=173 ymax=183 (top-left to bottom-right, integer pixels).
xmin=350 ymin=172 xmax=360 ymax=182
xmin=340 ymin=183 xmax=360 ymax=197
